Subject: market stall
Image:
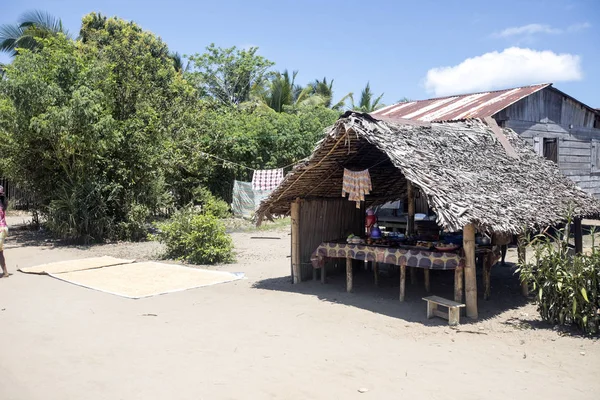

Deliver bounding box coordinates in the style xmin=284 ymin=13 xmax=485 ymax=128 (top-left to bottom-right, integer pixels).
xmin=257 ymin=112 xmax=600 ymax=320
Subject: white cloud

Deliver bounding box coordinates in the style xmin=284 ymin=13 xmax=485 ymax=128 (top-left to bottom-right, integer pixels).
xmin=424 ymin=47 xmax=582 ymax=96
xmin=496 ymin=24 xmax=560 ymax=37
xmin=495 ymin=22 xmax=591 ymax=38
xmin=567 ymin=22 xmax=592 ymax=32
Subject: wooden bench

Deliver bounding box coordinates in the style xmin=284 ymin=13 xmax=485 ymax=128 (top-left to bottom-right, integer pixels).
xmin=422 ymin=295 xmax=466 ymax=326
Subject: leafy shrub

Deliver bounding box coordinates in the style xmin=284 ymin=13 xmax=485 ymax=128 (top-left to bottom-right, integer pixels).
xmin=518 ymin=227 xmax=600 ymax=334
xmin=193 ymin=186 xmax=230 ymax=218
xmin=151 ymin=207 xmax=234 ymax=264
xmin=114 ymin=203 xmax=151 ymax=242
xmin=46 ymin=181 xmax=113 ymax=243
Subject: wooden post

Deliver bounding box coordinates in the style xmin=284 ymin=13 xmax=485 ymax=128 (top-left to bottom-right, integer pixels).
xmin=290 ymin=199 xmax=301 ymax=284
xmin=373 ymin=262 xmax=379 ymax=287
xmin=346 ymin=257 xmax=353 ymax=293
xmin=399 ymin=264 xmax=406 ymax=302
xmin=483 ymin=254 xmax=492 ymax=300
xmin=574 ymin=217 xmax=583 ymax=255
xmin=463 ymin=224 xmax=477 ymax=319
xmin=518 ymin=234 xmax=528 ymax=296
xmin=424 ymin=269 xmax=430 ymax=293
xmin=454 ymin=266 xmax=463 ymax=303
xmin=407 ymin=181 xmax=415 ymax=236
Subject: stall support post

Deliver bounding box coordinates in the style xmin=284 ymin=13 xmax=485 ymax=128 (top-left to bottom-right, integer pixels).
xmin=454 ymin=266 xmax=464 ymax=303
xmin=399 ymin=264 xmax=406 ymax=302
xmin=574 ymin=217 xmax=583 ymax=254
xmin=290 ymin=199 xmax=301 ymax=284
xmin=463 ymin=224 xmax=478 ymax=319
xmin=424 ymin=269 xmax=430 ymax=293
xmin=483 ymin=254 xmax=493 ymax=300
xmin=407 ymin=181 xmax=415 ymax=235
xmin=346 ymin=257 xmax=353 ymax=292
xmin=517 ymin=234 xmax=528 ymax=296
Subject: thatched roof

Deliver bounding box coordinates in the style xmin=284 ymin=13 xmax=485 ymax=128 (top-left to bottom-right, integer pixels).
xmin=257 ymin=112 xmax=600 ymax=233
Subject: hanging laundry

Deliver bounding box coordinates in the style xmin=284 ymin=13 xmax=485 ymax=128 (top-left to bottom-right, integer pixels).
xmin=252 ymin=169 xmax=284 ymax=191
xmin=342 ymin=169 xmax=372 ymax=208
xmin=232 ymin=180 xmax=273 ymax=218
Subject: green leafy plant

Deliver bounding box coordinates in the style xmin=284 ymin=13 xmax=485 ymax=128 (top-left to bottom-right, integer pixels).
xmin=193 ymin=186 xmax=230 ymax=219
xmin=151 ymin=207 xmax=234 ymax=265
xmin=518 ymin=220 xmax=600 ymax=334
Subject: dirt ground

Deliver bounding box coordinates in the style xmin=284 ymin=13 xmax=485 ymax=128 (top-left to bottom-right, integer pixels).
xmin=1 ymin=218 xmax=599 ymax=400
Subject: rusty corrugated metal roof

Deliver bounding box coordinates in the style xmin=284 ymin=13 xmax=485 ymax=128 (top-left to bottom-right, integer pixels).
xmin=371 ymin=83 xmax=551 ymax=122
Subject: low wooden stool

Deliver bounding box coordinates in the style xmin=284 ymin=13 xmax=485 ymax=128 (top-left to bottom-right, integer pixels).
xmin=422 ymin=295 xmax=466 ymax=326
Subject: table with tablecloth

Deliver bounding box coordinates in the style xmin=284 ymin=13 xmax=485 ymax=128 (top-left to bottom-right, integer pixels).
xmin=311 ymin=241 xmax=467 ymax=302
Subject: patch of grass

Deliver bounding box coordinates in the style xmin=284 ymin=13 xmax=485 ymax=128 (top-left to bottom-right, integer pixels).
xmin=223 ymin=217 xmax=290 ymax=233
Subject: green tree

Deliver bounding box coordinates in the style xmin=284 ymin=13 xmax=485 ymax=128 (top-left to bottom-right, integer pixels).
xmin=164 ymin=103 xmax=340 ymax=202
xmin=259 ymin=70 xmax=314 ymax=112
xmin=187 ymin=44 xmax=274 ymax=105
xmin=0 ymin=10 xmax=68 ymax=56
xmin=350 ymin=82 xmax=385 ymax=112
xmin=0 ymin=14 xmax=197 ymax=242
xmin=307 ymin=77 xmax=351 ymax=110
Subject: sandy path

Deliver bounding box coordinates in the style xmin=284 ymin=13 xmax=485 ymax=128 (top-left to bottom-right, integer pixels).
xmin=0 ymin=226 xmax=599 ymax=400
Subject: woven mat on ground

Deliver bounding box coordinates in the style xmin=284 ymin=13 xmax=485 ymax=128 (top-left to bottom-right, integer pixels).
xmin=19 ymin=256 xmax=135 ymax=275
xmin=48 ymin=262 xmax=244 ymax=299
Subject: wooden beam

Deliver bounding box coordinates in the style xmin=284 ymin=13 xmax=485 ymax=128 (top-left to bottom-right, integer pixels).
xmin=410 ymin=267 xmax=417 ymax=285
xmin=517 ymin=234 xmax=528 ymax=296
xmin=454 ymin=266 xmax=463 ymax=303
xmin=290 ymin=199 xmax=301 ymax=284
xmin=424 ymin=269 xmax=430 ymax=293
xmin=483 ymin=254 xmax=492 ymax=300
xmin=373 ymin=262 xmax=379 ymax=287
xmin=407 ymin=181 xmax=415 ymax=235
xmin=346 ymin=257 xmax=353 ymax=293
xmin=574 ymin=217 xmax=583 ymax=254
xmin=399 ymin=264 xmax=406 ymax=302
xmin=463 ymin=224 xmax=477 ymax=319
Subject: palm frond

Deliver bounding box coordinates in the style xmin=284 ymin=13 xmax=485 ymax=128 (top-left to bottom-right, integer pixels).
xmin=0 ymin=24 xmax=24 ymax=55
xmin=19 ymin=10 xmax=65 ymax=34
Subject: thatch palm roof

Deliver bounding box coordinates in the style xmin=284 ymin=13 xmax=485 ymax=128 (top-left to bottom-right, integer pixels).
xmin=257 ymin=112 xmax=600 ymax=233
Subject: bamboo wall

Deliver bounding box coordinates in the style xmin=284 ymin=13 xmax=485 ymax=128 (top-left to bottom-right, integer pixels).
xmin=295 ymin=198 xmax=364 ymax=281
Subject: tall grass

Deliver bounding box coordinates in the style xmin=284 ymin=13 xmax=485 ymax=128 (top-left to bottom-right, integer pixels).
xmin=518 ymin=219 xmax=600 ymax=334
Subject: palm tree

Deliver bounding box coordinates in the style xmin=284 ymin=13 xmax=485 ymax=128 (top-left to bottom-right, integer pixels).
xmin=307 ymin=77 xmax=352 ymax=110
xmin=0 ymin=10 xmax=68 ymax=56
xmin=261 ymin=70 xmax=312 ymax=112
xmin=169 ymin=52 xmax=190 ymax=74
xmin=350 ymin=82 xmax=384 ymax=113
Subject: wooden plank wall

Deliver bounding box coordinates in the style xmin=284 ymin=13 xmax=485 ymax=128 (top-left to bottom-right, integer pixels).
xmin=296 ymin=198 xmax=364 ymax=281
xmin=496 ymin=87 xmax=597 ymax=128
xmin=505 ymin=120 xmax=600 ymax=197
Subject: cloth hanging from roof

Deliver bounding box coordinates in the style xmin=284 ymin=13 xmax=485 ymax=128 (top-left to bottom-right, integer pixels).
xmin=232 ymin=180 xmax=272 ymax=218
xmin=342 ymin=169 xmax=372 ymax=208
xmin=252 ymin=169 xmax=284 ymax=191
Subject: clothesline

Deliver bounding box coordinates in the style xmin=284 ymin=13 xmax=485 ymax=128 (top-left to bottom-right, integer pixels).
xmin=197 ymin=150 xmax=306 ymax=172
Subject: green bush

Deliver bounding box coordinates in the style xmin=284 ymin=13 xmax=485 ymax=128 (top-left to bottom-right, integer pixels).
xmin=151 ymin=208 xmax=234 ymax=265
xmin=193 ymin=186 xmax=230 ymax=218
xmin=114 ymin=203 xmax=151 ymax=242
xmin=46 ymin=181 xmax=113 ymax=243
xmin=518 ymin=226 xmax=600 ymax=334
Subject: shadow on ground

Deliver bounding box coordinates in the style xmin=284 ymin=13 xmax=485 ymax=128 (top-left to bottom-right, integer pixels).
xmin=253 ymin=262 xmax=532 ymax=327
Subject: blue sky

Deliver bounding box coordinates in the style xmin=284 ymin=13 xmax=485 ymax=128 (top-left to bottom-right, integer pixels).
xmin=2 ymin=0 xmax=599 ymax=107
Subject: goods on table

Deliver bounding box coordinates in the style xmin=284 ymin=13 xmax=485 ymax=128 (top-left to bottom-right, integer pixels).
xmin=347 ymin=234 xmax=365 ymax=244
xmin=415 ymin=241 xmax=434 ymax=249
xmin=434 ymin=242 xmax=460 ymax=252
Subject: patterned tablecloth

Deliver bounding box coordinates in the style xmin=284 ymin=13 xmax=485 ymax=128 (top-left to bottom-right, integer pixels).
xmin=311 ymin=242 xmax=466 ymax=270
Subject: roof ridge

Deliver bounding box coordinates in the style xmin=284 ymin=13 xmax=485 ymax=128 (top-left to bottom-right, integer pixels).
xmin=407 ymin=83 xmax=552 ymax=103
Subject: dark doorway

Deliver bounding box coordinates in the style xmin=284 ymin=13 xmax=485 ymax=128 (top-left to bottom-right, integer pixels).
xmin=543 ymin=138 xmax=558 ymax=163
